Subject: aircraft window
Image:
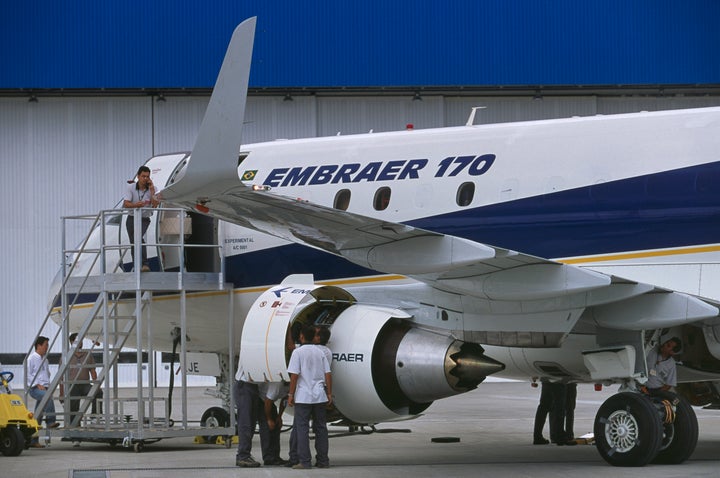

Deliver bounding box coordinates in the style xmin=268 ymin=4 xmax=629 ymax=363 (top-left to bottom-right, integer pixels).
xmin=456 ymin=182 xmax=475 ymax=207
xmin=334 ymin=189 xmax=351 ymax=211
xmin=373 ymin=187 xmax=391 ymax=211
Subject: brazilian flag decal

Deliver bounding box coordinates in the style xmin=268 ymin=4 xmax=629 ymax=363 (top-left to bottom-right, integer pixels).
xmin=241 ymin=170 xmax=257 ymax=181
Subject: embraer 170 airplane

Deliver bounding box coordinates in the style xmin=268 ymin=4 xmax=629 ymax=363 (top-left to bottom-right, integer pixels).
xmin=52 ymin=18 xmax=720 ymax=466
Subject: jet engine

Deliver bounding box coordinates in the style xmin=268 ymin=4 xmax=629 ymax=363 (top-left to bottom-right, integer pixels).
xmin=240 ymin=275 xmax=504 ymax=424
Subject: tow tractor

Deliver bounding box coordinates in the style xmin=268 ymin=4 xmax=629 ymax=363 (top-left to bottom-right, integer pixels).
xmin=0 ymin=371 xmax=39 ymax=456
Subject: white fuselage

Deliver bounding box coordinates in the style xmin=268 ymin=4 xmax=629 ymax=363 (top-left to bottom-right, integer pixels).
xmin=54 ymin=107 xmax=720 ymax=383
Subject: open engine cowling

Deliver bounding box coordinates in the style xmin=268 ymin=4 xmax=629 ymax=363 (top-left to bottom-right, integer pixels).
xmin=240 ymin=275 xmax=504 ymax=424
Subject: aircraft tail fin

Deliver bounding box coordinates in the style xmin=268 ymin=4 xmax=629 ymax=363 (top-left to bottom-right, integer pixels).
xmin=162 ymin=17 xmax=256 ymax=203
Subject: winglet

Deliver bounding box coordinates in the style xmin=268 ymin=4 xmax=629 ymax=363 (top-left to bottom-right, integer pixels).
xmin=162 ymin=17 xmax=256 ymax=203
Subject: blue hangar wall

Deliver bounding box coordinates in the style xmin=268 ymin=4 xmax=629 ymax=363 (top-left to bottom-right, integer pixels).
xmin=2 ymin=0 xmax=720 ymax=90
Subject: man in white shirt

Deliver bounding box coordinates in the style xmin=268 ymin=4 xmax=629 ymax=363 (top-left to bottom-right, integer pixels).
xmin=122 ymin=165 xmax=158 ymax=272
xmin=287 ymin=325 xmax=332 ymax=469
xmin=287 ymin=325 xmax=334 ymax=466
xmin=27 ymin=336 xmax=59 ymax=432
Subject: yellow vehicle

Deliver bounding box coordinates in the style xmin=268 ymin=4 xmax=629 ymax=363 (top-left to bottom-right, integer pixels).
xmin=0 ymin=371 xmax=39 ymax=456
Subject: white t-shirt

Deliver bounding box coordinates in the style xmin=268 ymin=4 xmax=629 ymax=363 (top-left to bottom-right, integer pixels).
xmin=317 ymin=345 xmax=332 ymax=368
xmin=124 ymin=183 xmax=154 ymax=218
xmin=27 ymin=350 xmax=51 ymax=388
xmin=258 ymin=382 xmax=289 ymax=401
xmin=287 ymin=345 xmax=330 ymax=404
xmin=235 ymin=361 xmax=247 ymax=382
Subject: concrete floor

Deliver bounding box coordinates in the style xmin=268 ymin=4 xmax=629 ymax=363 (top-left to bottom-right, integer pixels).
xmin=6 ymin=382 xmax=720 ymax=478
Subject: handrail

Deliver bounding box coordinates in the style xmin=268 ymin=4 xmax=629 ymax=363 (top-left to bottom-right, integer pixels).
xmin=25 ymin=205 xmax=224 ymax=427
xmin=24 ymin=212 xmax=103 ymax=413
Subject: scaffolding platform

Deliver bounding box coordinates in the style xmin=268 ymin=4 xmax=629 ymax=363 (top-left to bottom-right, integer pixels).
xmin=64 ymin=271 xmax=225 ymax=293
xmin=26 ymin=207 xmax=236 ymax=451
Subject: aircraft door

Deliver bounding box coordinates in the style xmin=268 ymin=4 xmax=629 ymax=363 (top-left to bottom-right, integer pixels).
xmin=184 ymin=213 xmax=219 ymax=272
xmin=157 ymin=211 xmax=219 ymax=273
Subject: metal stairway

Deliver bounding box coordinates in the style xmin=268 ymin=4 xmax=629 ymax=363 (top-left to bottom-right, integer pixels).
xmin=25 ymin=207 xmax=236 ymax=450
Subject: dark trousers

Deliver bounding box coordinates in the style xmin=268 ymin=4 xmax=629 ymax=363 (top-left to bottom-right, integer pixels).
xmin=233 ymin=380 xmax=274 ymax=461
xmin=288 ymin=408 xmax=325 ymax=464
xmin=126 ymin=216 xmax=151 ymax=268
xmin=533 ymin=382 xmax=553 ymax=439
xmin=67 ymin=383 xmax=91 ymax=427
xmin=294 ymin=402 xmax=329 ymax=467
xmin=92 ymin=388 xmax=103 ymax=415
xmin=564 ymin=383 xmax=577 ymax=440
xmin=548 ymin=383 xmax=567 ymax=443
xmin=260 ymin=402 xmax=282 ymax=463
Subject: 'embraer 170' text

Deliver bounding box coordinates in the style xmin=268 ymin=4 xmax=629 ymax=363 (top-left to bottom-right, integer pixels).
xmin=259 ymin=155 xmax=495 ymax=187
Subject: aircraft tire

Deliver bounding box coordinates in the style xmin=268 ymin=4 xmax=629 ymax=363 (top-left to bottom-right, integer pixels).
xmin=0 ymin=426 xmax=25 ymax=456
xmin=650 ymin=391 xmax=698 ymax=464
xmin=594 ymin=392 xmax=663 ymax=467
xmin=200 ymin=406 xmax=230 ymax=444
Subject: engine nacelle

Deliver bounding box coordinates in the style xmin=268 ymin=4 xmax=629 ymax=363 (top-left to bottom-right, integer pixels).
xmin=240 ymin=275 xmax=504 ymax=424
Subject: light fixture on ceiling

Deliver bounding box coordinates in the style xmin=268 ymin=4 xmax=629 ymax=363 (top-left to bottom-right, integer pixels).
xmin=156 ymin=93 xmax=166 ymax=103
xmin=533 ymin=89 xmax=543 ymax=101
xmin=28 ymin=95 xmax=38 ymax=103
xmin=412 ymin=91 xmax=422 ymax=101
xmin=283 ymin=93 xmax=293 ymax=102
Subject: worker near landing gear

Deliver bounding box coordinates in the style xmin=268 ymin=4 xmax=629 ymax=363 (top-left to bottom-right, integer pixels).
xmin=532 ymin=380 xmax=553 ymax=445
xmin=642 ymin=336 xmax=682 ymax=394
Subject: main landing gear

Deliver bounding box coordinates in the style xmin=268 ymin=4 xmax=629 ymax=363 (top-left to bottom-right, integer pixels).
xmin=594 ymin=391 xmax=698 ymax=467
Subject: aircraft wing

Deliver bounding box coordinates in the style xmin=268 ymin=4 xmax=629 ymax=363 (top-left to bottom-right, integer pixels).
xmin=171 ymin=183 xmax=719 ymax=333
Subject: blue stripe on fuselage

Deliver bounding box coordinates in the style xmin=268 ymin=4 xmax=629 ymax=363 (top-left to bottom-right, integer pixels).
xmin=408 ymin=160 xmax=720 ymax=259
xmin=224 ymin=245 xmax=378 ymax=288
xmin=225 ymin=161 xmax=720 ymax=288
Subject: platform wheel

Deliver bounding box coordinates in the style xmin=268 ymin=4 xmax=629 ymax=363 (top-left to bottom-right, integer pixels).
xmin=200 ymin=406 xmax=230 ymax=444
xmin=133 ymin=441 xmax=144 ymax=453
xmin=0 ymin=426 xmax=25 ymax=456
